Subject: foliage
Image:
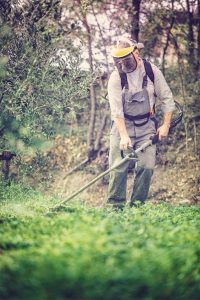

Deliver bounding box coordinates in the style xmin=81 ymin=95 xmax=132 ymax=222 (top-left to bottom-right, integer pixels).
xmin=0 ymin=9 xmax=92 ymax=154
xmin=0 ymin=183 xmax=200 ymax=300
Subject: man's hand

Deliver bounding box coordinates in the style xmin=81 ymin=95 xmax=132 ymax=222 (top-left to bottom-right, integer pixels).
xmin=120 ymin=135 xmax=132 ymax=150
xmin=112 ymin=117 xmax=132 ymax=150
xmin=157 ymin=124 xmax=170 ymax=141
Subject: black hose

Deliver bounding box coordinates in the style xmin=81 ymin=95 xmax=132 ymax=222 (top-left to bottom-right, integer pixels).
xmin=169 ymin=100 xmax=183 ymax=130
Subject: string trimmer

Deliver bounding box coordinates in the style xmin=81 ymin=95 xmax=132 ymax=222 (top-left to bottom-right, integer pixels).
xmin=48 ymin=101 xmax=183 ymax=212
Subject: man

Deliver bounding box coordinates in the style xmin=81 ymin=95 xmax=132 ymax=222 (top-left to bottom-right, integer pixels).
xmin=107 ymin=36 xmax=175 ymax=209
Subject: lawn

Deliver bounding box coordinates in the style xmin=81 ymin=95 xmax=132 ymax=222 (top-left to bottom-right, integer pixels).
xmin=0 ymin=183 xmax=199 ymax=300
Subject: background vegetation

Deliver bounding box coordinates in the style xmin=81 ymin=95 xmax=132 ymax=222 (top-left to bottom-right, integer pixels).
xmin=0 ymin=0 xmax=199 ymax=175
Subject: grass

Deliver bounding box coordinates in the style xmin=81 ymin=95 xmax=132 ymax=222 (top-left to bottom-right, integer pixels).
xmin=0 ymin=183 xmax=200 ymax=300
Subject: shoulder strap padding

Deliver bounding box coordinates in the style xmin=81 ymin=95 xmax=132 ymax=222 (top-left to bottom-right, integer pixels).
xmin=143 ymin=59 xmax=154 ymax=83
xmin=120 ymin=72 xmax=128 ymax=89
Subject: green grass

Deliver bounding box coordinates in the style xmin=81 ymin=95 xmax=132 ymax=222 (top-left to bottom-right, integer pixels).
xmin=0 ymin=183 xmax=200 ymax=300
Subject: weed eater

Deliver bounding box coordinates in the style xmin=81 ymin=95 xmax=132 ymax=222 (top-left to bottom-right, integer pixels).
xmin=49 ymin=101 xmax=183 ymax=212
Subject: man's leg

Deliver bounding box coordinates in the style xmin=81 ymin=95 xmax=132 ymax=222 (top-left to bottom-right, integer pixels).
xmin=107 ymin=133 xmax=130 ymax=209
xmin=130 ymin=137 xmax=156 ymax=206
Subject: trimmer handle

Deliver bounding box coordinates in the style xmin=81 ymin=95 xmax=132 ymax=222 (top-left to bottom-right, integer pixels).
xmin=120 ymin=146 xmax=138 ymax=159
xmin=121 ymin=134 xmax=159 ymax=159
xmin=120 ymin=150 xmax=124 ymax=159
xmin=151 ymin=133 xmax=159 ymax=145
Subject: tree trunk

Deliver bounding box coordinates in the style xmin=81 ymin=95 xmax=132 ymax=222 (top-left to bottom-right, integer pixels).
xmin=130 ymin=0 xmax=141 ymax=41
xmin=197 ymin=0 xmax=200 ymax=73
xmin=186 ymin=0 xmax=195 ymax=71
xmin=170 ymin=32 xmax=186 ymax=104
xmin=92 ymin=4 xmax=110 ymax=73
xmin=87 ymin=83 xmax=97 ymax=157
xmin=81 ymin=10 xmax=97 ymax=158
xmin=162 ymin=0 xmax=175 ymax=75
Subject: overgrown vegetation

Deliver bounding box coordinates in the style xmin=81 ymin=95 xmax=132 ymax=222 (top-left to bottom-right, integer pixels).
xmin=0 ymin=184 xmax=199 ymax=300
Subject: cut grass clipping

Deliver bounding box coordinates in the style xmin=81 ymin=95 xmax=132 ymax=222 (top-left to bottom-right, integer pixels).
xmin=0 ymin=183 xmax=199 ymax=300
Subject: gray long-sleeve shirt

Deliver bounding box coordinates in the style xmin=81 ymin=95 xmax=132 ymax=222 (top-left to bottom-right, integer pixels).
xmin=108 ymin=60 xmax=175 ymax=120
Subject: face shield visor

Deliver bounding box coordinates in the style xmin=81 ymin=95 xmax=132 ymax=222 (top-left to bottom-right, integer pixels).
xmin=114 ymin=53 xmax=137 ymax=74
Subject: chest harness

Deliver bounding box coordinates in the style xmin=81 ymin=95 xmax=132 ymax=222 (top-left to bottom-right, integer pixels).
xmin=120 ymin=59 xmax=155 ymax=127
xmin=119 ymin=59 xmax=183 ymax=130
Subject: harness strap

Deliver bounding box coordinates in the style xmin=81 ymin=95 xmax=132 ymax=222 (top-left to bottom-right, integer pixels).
xmin=143 ymin=59 xmax=154 ymax=83
xmin=132 ymin=120 xmax=149 ymax=127
xmin=120 ymin=59 xmax=154 ymax=90
xmin=124 ymin=112 xmax=150 ymax=127
xmin=119 ymin=61 xmax=183 ymax=130
xmin=142 ymin=74 xmax=148 ymax=88
xmin=120 ymin=60 xmax=154 ymax=126
xmin=124 ymin=112 xmax=150 ymax=121
xmin=120 ymin=72 xmax=128 ymax=89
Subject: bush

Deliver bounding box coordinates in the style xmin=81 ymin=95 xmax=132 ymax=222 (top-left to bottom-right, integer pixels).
xmin=0 ymin=22 xmax=92 ymax=154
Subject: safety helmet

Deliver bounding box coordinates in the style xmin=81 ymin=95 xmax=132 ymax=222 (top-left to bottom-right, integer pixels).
xmin=111 ymin=36 xmax=144 ymax=58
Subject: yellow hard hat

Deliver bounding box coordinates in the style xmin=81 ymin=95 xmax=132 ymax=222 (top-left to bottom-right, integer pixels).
xmin=111 ymin=36 xmax=144 ymax=58
xmin=111 ymin=46 xmax=135 ymax=58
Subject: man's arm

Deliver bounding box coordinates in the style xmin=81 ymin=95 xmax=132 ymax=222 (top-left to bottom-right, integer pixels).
xmin=152 ymin=65 xmax=175 ymax=141
xmin=157 ymin=111 xmax=172 ymax=140
xmin=108 ymin=71 xmax=132 ymax=150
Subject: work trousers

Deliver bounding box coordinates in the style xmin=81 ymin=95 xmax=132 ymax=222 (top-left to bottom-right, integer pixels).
xmin=107 ymin=122 xmax=156 ymax=208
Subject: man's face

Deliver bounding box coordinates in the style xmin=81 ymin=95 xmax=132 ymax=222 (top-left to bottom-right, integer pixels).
xmin=115 ymin=52 xmax=138 ymax=74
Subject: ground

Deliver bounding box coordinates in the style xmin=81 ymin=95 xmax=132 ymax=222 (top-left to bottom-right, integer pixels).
xmin=10 ymin=135 xmax=199 ymax=207
xmin=49 ymin=152 xmax=200 ymax=207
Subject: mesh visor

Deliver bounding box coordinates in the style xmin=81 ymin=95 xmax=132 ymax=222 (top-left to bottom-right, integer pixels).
xmin=114 ymin=54 xmax=137 ymax=74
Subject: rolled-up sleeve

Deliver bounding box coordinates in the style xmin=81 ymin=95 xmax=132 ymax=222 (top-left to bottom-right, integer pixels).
xmin=152 ymin=65 xmax=175 ymax=113
xmin=108 ymin=70 xmax=124 ymax=119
